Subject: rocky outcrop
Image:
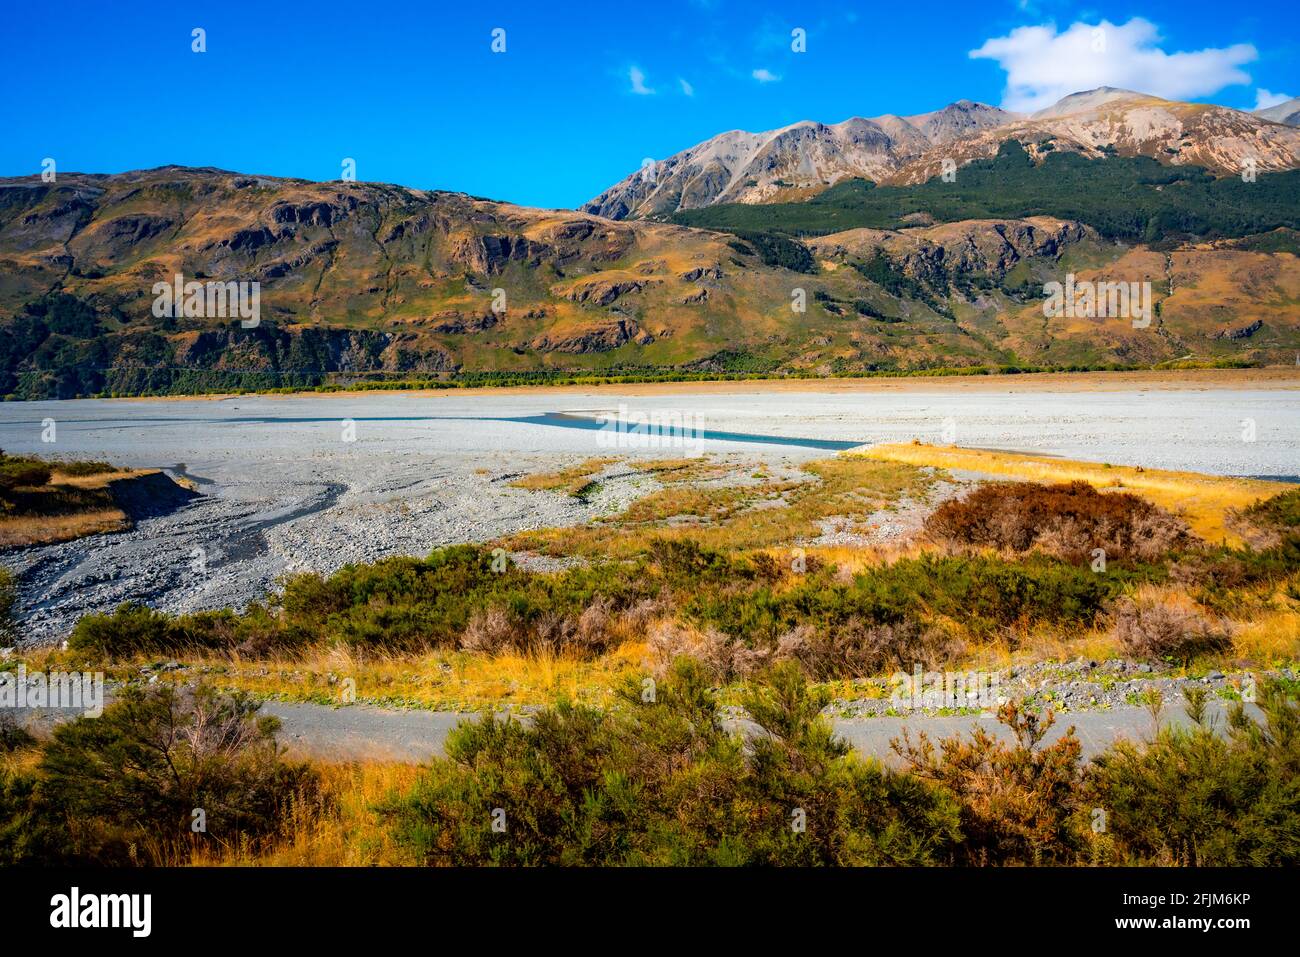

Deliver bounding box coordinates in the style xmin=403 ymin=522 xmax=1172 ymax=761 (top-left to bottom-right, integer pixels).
xmin=563 ymin=277 xmax=660 ymax=306
xmin=529 ymin=318 xmax=649 ymax=353
xmin=1213 ymin=319 xmax=1264 ymax=340
xmin=807 ymin=217 xmax=1092 ymax=283
xmin=420 ymin=311 xmax=500 ymax=334
xmin=452 ymin=234 xmax=548 ymax=274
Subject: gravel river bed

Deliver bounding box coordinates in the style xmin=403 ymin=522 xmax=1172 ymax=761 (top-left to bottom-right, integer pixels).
xmin=1 ymin=382 xmax=1296 ymax=642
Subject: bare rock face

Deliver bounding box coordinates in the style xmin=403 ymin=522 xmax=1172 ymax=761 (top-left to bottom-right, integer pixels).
xmin=1254 ymin=97 xmax=1300 ymax=127
xmin=529 ymin=318 xmax=646 ymax=353
xmin=583 ymin=89 xmax=1300 ymax=218
xmin=451 ymin=234 xmax=546 ymax=274
xmin=563 ymin=277 xmax=659 ymax=306
xmin=1213 ymin=319 xmax=1265 ymax=340
xmin=807 ymin=217 xmax=1093 ymax=282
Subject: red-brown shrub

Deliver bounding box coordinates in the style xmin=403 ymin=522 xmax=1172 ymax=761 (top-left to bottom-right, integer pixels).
xmin=924 ymin=481 xmax=1194 ymax=562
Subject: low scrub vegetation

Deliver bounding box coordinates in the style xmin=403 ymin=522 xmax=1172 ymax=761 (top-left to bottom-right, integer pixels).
xmin=924 ymin=480 xmax=1195 ymax=562
xmin=0 ymin=685 xmax=316 ymax=865
xmin=393 ymin=667 xmax=1300 ymax=866
xmin=4 ymin=665 xmax=1296 ymax=866
xmin=69 ymin=545 xmax=662 ymax=659
xmin=67 ymin=541 xmax=1154 ymax=677
xmin=1085 ymin=683 xmax=1300 ymax=866
xmin=66 ymin=512 xmax=1299 ymax=682
xmin=1108 ymin=594 xmax=1233 ymax=666
xmin=43 ymin=472 xmax=1299 ymax=708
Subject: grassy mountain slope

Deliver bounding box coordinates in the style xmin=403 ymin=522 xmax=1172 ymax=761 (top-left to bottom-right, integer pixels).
xmin=0 ymin=165 xmax=1296 ymax=398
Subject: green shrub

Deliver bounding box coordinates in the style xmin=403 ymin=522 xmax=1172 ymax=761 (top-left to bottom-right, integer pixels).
xmin=54 ymin=460 xmax=118 ymax=477
xmin=1241 ymin=488 xmax=1300 ymax=530
xmin=0 ymin=766 xmax=43 ymax=865
xmin=0 ymin=456 xmax=52 ymax=492
xmin=68 ymin=602 xmax=182 ymax=658
xmin=390 ymin=660 xmax=961 ymax=865
xmin=1085 ymin=682 xmax=1300 ymax=865
xmin=31 ymin=684 xmax=317 ymax=865
xmin=684 ymin=554 xmax=1126 ymax=660
xmin=68 ymin=546 xmax=659 ymax=658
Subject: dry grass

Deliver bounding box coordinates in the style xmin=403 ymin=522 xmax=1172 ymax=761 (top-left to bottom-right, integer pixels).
xmin=0 ymin=508 xmax=128 ymax=548
xmin=861 ymin=442 xmax=1289 ymax=545
xmin=189 ymin=761 xmax=421 ymax=866
xmin=1108 ymin=590 xmax=1232 ymax=664
xmin=615 ymin=482 xmax=777 ymax=524
xmin=508 ymin=457 xmax=618 ymax=495
xmin=1232 ymin=605 xmax=1300 ymax=667
xmin=33 ymin=641 xmax=653 ymax=711
xmin=626 ymin=458 xmax=736 ymax=482
xmin=508 ymin=455 xmax=933 ymax=558
xmin=1017 ymin=626 xmax=1123 ymax=666
xmin=47 ymin=468 xmax=130 ymax=488
xmin=0 ymin=467 xmax=155 ymax=548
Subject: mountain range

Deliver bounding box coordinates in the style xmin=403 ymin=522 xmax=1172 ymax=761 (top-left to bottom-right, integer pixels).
xmin=1 ymin=88 xmax=1297 ymax=399
xmin=583 ymin=88 xmax=1300 ymax=219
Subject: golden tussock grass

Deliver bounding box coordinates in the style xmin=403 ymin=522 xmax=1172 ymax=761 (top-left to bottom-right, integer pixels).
xmin=188 ymin=761 xmax=422 ymax=866
xmin=1232 ymin=605 xmax=1300 ymax=667
xmin=0 ymin=467 xmax=156 ymax=547
xmin=508 ymin=457 xmax=618 ymax=495
xmin=75 ymin=640 xmax=652 ymax=712
xmin=0 ymin=508 xmax=128 ymax=548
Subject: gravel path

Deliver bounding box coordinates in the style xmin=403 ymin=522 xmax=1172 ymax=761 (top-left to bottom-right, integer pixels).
xmin=5 ymin=694 xmax=1264 ymax=765
xmin=262 ymin=696 xmax=1265 ymax=765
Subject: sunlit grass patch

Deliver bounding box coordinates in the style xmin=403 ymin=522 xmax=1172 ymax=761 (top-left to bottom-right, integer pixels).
xmin=1232 ymin=605 xmax=1300 ymax=667
xmin=626 ymin=457 xmax=737 ymax=482
xmin=506 ymin=454 xmax=933 ymax=558
xmin=38 ymin=640 xmax=652 ymax=713
xmin=188 ymin=761 xmax=422 ymax=867
xmin=0 ymin=460 xmax=157 ymax=548
xmin=613 ymin=482 xmax=786 ymax=525
xmin=0 ymin=508 xmax=130 ymax=549
xmin=508 ymin=457 xmax=619 ymax=496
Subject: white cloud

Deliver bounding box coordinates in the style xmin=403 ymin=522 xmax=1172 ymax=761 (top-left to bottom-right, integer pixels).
xmin=628 ymin=66 xmax=655 ymax=95
xmin=970 ymin=19 xmax=1257 ymax=113
xmin=752 ymin=68 xmax=781 ymax=83
xmin=678 ymin=77 xmax=695 ymax=97
xmin=1255 ymin=88 xmax=1294 ymax=110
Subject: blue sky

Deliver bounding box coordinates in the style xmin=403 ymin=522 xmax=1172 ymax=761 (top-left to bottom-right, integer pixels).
xmin=3 ymin=0 xmax=1295 ymax=209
